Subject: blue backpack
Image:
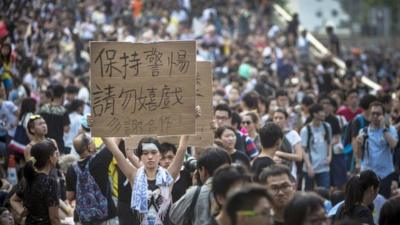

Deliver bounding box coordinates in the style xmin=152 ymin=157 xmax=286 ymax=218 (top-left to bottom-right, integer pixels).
xmin=73 ymin=157 xmax=108 ymax=223
xmin=342 ymin=115 xmax=366 ymax=154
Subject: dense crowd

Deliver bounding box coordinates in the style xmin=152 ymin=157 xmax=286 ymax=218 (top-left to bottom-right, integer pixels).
xmin=0 ymin=0 xmax=400 ymax=225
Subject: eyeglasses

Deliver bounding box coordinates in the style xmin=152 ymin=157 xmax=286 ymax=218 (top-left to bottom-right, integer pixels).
xmin=268 ymin=183 xmax=293 ymax=194
xmin=371 ymin=112 xmax=382 ymax=117
xmin=241 ymin=121 xmax=252 ymax=125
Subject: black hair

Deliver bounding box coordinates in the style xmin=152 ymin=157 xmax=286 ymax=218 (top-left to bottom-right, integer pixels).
xmin=259 ymin=122 xmax=283 ymax=149
xmin=135 ymin=137 xmax=161 ymax=158
xmin=19 ymin=97 xmax=37 ymax=121
xmin=379 ymin=94 xmax=392 ymax=105
xmin=215 ymin=126 xmax=236 ymax=139
xmin=379 ymin=195 xmax=400 ymax=225
xmin=197 ymin=147 xmax=231 ymax=176
xmin=51 ymin=84 xmax=65 ymax=99
xmin=159 ymin=142 xmax=177 ymax=155
xmin=241 ymin=91 xmax=259 ymax=110
xmin=226 ymin=184 xmax=274 ymax=225
xmin=331 ymin=190 xmax=345 ymax=206
xmin=259 ymin=164 xmax=295 ymax=184
xmin=231 ymin=111 xmax=242 ymax=129
xmin=265 ymin=97 xmax=276 ymax=114
xmin=346 ymin=89 xmax=358 ymax=98
xmin=276 ymin=89 xmax=288 ymax=98
xmin=284 ymin=192 xmax=325 ymax=225
xmin=343 ymin=170 xmax=380 ymax=213
xmin=214 ymin=103 xmax=232 ymax=118
xmin=314 ymin=187 xmax=330 ymax=200
xmin=369 ymin=101 xmax=385 ymax=113
xmin=309 ymin=103 xmax=324 ymax=119
xmin=67 ymin=99 xmax=84 ymax=113
xmin=212 ymin=164 xmax=251 ymax=210
xmin=301 ymin=95 xmax=315 ymax=107
xmin=274 ymin=108 xmax=289 ymax=119
xmin=65 ymin=85 xmax=79 ymax=94
xmin=359 ymin=94 xmax=378 ymax=111
xmin=23 ymin=139 xmax=57 ymax=185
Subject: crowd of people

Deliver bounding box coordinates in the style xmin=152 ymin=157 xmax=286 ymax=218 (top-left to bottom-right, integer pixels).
xmin=1 ymin=0 xmax=400 ymax=225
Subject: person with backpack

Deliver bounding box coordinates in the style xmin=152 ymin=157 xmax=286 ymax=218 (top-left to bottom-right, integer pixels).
xmin=355 ymin=101 xmax=398 ymax=199
xmin=300 ymin=104 xmax=332 ymax=191
xmin=66 ymin=133 xmax=117 ymax=225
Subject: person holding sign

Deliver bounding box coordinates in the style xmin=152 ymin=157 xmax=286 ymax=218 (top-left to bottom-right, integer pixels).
xmin=97 ymin=106 xmax=200 ymax=225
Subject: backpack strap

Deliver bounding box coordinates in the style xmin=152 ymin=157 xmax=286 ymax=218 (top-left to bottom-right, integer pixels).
xmin=361 ymin=127 xmax=369 ymax=159
xmin=322 ymin=122 xmax=331 ymax=145
xmin=356 ymin=115 xmax=365 ymax=128
xmin=182 ymin=186 xmax=202 ymax=225
xmin=306 ymin=125 xmax=312 ymax=153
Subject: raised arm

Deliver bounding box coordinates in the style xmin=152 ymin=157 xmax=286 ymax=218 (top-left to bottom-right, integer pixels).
xmin=102 ymin=137 xmax=137 ymax=183
xmin=168 ymin=135 xmax=189 ymax=180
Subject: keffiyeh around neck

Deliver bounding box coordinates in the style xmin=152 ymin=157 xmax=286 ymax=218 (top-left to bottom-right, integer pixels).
xmin=131 ymin=166 xmax=173 ymax=215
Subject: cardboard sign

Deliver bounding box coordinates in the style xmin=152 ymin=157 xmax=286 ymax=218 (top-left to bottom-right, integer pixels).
xmin=123 ymin=61 xmax=214 ymax=148
xmin=90 ymin=41 xmax=196 ymax=137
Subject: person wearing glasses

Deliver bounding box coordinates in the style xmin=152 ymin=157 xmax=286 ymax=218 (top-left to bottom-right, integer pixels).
xmin=225 ymin=184 xmax=274 ymax=225
xmin=355 ymin=101 xmax=398 ymax=199
xmin=259 ymin=164 xmax=296 ymax=225
xmin=241 ymin=112 xmax=262 ymax=151
xmin=24 ymin=115 xmax=57 ymax=161
xmin=284 ymin=192 xmax=329 ymax=225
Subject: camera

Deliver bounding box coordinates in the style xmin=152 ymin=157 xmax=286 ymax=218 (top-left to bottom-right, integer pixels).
xmin=184 ymin=156 xmax=197 ymax=173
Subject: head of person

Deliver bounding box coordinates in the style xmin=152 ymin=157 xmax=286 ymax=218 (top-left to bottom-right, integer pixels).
xmin=345 ymin=89 xmax=359 ymax=108
xmin=73 ymin=133 xmax=94 ymax=157
xmin=24 ymin=139 xmax=59 ymax=185
xmin=309 ymin=104 xmax=325 ymax=122
xmin=368 ymin=101 xmax=385 ymax=127
xmin=259 ymin=165 xmax=296 ymax=210
xmin=241 ymin=91 xmax=259 ymax=111
xmin=27 ymin=114 xmax=47 ymax=137
xmin=0 ymin=43 xmax=11 ymax=59
xmin=215 ymin=103 xmax=232 ymax=127
xmin=50 ymin=84 xmax=65 ymax=101
xmin=359 ymin=94 xmax=378 ymax=112
xmin=228 ymin=87 xmax=240 ymax=104
xmin=136 ymin=137 xmax=162 ymax=170
xmin=343 ymin=170 xmax=380 ymax=211
xmin=301 ymin=96 xmax=315 ymax=114
xmin=319 ymin=95 xmax=336 ymax=115
xmin=241 ymin=112 xmax=260 ymax=133
xmin=212 ymin=164 xmax=252 ymax=211
xmin=159 ymin=142 xmax=177 ymax=168
xmin=259 ymin=122 xmax=283 ymax=150
xmin=0 ymin=207 xmax=14 ymax=225
xmin=378 ymin=195 xmax=400 ymax=225
xmin=284 ymin=192 xmax=328 ymax=225
xmin=196 ymin=147 xmax=231 ymax=184
xmin=67 ymin=99 xmax=85 ymax=115
xmin=65 ymin=85 xmax=79 ymax=103
xmin=266 ymin=97 xmax=278 ymax=116
xmin=276 ymin=90 xmax=289 ymax=108
xmin=215 ymin=126 xmax=237 ymax=151
xmin=19 ymin=97 xmax=37 ymax=120
xmin=231 ymin=111 xmax=242 ymax=130
xmin=225 ymin=184 xmax=274 ymax=225
xmin=273 ymin=108 xmax=289 ymax=129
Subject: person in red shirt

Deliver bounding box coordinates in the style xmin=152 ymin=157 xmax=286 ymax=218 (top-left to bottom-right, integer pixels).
xmin=337 ymin=89 xmax=363 ymax=121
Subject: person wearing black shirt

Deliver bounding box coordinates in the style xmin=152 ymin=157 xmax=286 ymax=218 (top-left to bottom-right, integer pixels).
xmin=66 ymin=133 xmax=117 ymax=224
xmin=215 ymin=126 xmax=251 ymax=169
xmin=251 ymin=122 xmax=283 ymax=178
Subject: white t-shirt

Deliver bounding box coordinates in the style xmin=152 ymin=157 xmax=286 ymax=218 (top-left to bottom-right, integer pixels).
xmin=285 ymin=130 xmax=302 ymax=178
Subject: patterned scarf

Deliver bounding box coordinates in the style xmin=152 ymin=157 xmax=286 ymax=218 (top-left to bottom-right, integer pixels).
xmin=131 ymin=166 xmax=173 ymax=219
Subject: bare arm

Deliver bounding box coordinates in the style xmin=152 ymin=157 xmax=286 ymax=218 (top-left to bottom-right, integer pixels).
xmin=384 ymin=131 xmax=398 ymax=149
xmin=66 ymin=191 xmax=75 ymax=202
xmin=275 ymin=142 xmax=303 ymax=162
xmin=168 ymin=135 xmax=189 ymax=180
xmin=10 ymin=193 xmax=25 ymax=217
xmin=102 ymin=137 xmax=137 ymax=183
xmin=48 ymin=206 xmax=61 ymax=225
